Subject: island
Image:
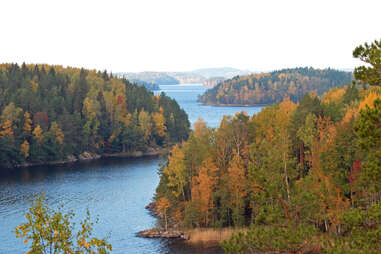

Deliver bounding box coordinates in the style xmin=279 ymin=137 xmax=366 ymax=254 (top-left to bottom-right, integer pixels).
xmin=198 ymin=67 xmax=353 ymax=106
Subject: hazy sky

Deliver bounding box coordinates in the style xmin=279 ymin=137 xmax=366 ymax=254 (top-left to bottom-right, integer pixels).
xmin=1 ymin=0 xmax=380 ymax=72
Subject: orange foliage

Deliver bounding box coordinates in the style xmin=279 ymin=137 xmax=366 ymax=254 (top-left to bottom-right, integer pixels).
xmin=191 ymin=158 xmax=218 ymax=226
xmin=358 ymin=92 xmax=381 ymax=112
xmin=228 ymin=151 xmax=247 ymax=205
xmin=322 ymin=88 xmax=345 ymax=104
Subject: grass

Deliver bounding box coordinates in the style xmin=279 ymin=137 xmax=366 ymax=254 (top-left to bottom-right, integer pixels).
xmin=184 ymin=227 xmax=247 ymax=246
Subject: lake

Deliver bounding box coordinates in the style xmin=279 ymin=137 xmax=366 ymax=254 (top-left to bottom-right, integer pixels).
xmin=0 ymin=84 xmax=262 ymax=253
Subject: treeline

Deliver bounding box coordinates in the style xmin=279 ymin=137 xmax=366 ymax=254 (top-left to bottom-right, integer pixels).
xmin=198 ymin=67 xmax=352 ymax=105
xmin=0 ymin=64 xmax=190 ymax=168
xmin=154 ymin=40 xmax=381 ymax=254
xmin=128 ymin=79 xmax=160 ymax=91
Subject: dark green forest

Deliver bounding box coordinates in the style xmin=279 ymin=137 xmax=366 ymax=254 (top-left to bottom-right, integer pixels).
xmin=198 ymin=67 xmax=352 ymax=105
xmin=0 ymin=64 xmax=189 ymax=168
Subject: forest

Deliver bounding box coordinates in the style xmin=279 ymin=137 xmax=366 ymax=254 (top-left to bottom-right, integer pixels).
xmin=0 ymin=64 xmax=190 ymax=168
xmin=155 ymin=40 xmax=381 ymax=253
xmin=198 ymin=67 xmax=353 ymax=106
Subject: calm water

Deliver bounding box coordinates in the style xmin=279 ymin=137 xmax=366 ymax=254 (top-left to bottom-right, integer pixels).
xmin=156 ymin=84 xmax=262 ymax=128
xmin=0 ymin=84 xmax=261 ymax=253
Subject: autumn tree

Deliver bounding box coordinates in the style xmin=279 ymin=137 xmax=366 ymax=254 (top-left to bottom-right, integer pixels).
xmin=15 ymin=194 xmax=112 ymax=254
xmin=20 ymin=140 xmax=30 ymax=159
xmin=152 ymin=111 xmax=167 ymax=137
xmin=164 ymin=144 xmax=187 ymax=200
xmin=157 ymin=197 xmax=171 ymax=231
xmin=191 ymin=158 xmax=218 ymax=226
xmin=138 ymin=109 xmax=153 ymax=144
xmin=227 ymin=151 xmax=247 ymax=226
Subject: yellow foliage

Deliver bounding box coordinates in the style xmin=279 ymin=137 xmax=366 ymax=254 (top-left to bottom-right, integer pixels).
xmin=0 ymin=120 xmax=14 ymax=137
xmin=23 ymin=112 xmax=33 ymax=134
xmin=322 ymin=88 xmax=346 ymax=104
xmin=157 ymin=197 xmax=171 ymax=213
xmin=138 ymin=109 xmax=152 ymax=143
xmin=20 ymin=140 xmax=30 ymax=159
xmin=120 ymin=113 xmax=131 ymax=127
xmin=228 ymin=152 xmax=247 ymax=204
xmin=152 ymin=112 xmax=167 ymax=137
xmin=48 ymin=122 xmax=65 ymax=144
xmin=164 ymin=144 xmax=186 ymax=199
xmin=358 ymin=92 xmax=381 ymax=112
xmin=30 ymin=80 xmax=39 ymax=93
xmin=33 ymin=125 xmax=44 ymax=142
xmin=342 ymin=107 xmax=358 ymax=123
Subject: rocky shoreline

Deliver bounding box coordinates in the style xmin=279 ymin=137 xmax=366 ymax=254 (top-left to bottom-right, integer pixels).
xmin=9 ymin=147 xmax=167 ymax=169
xmin=137 ymin=228 xmax=188 ymax=239
xmin=138 ymin=202 xmax=188 ymax=239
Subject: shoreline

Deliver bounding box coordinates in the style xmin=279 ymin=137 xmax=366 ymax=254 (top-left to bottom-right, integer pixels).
xmin=5 ymin=147 xmax=168 ymax=169
xmin=198 ymin=102 xmax=270 ymax=107
xmin=140 ymin=202 xmax=241 ymax=247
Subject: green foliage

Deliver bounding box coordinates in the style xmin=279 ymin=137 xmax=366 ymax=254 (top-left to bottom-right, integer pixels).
xmin=323 ymin=201 xmax=381 ymax=254
xmin=353 ymin=39 xmax=381 ymax=87
xmin=221 ymin=224 xmax=317 ymax=254
xmin=199 ymin=67 xmax=352 ymax=105
xmin=15 ymin=194 xmax=112 ymax=254
xmin=354 ymin=99 xmax=381 ymax=193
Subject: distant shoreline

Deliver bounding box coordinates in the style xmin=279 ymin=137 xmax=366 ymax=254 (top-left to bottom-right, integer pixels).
xmin=200 ymin=102 xmax=269 ymax=107
xmin=4 ymin=147 xmax=168 ymax=169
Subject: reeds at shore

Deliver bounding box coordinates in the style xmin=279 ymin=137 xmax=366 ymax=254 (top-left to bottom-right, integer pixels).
xmin=185 ymin=227 xmax=246 ymax=245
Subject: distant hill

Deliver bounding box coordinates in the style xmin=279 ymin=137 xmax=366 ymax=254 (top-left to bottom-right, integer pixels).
xmin=168 ymin=72 xmax=205 ymax=84
xmin=202 ymin=76 xmax=225 ymax=87
xmin=117 ymin=67 xmax=251 ymax=86
xmin=198 ymin=67 xmax=353 ymax=106
xmin=191 ymin=67 xmax=251 ymax=79
xmin=118 ymin=72 xmax=179 ymax=85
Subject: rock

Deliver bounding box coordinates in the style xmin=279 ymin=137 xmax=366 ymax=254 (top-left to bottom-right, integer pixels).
xmin=78 ymin=151 xmax=101 ymax=161
xmin=66 ymin=155 xmax=78 ymax=163
xmin=137 ymin=228 xmax=186 ymax=239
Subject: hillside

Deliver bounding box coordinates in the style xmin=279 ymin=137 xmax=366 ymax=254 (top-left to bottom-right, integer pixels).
xmin=153 ymin=39 xmax=381 ymax=254
xmin=117 ymin=67 xmax=251 ymax=86
xmin=191 ymin=67 xmax=251 ymax=79
xmin=202 ymin=76 xmax=225 ymax=87
xmin=119 ymin=71 xmax=179 ymax=85
xmin=198 ymin=67 xmax=353 ymax=105
xmin=0 ymin=64 xmax=190 ymax=168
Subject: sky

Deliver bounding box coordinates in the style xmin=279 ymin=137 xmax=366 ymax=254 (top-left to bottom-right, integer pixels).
xmin=1 ymin=0 xmax=380 ymax=73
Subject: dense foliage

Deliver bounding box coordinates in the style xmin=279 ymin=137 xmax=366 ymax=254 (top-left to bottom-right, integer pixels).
xmin=155 ymin=40 xmax=381 ymax=253
xmin=157 ymin=86 xmax=381 ymax=253
xmin=198 ymin=67 xmax=352 ymax=105
xmin=126 ymin=79 xmax=160 ymax=91
xmin=353 ymin=39 xmax=381 ymax=87
xmin=0 ymin=64 xmax=189 ymax=168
